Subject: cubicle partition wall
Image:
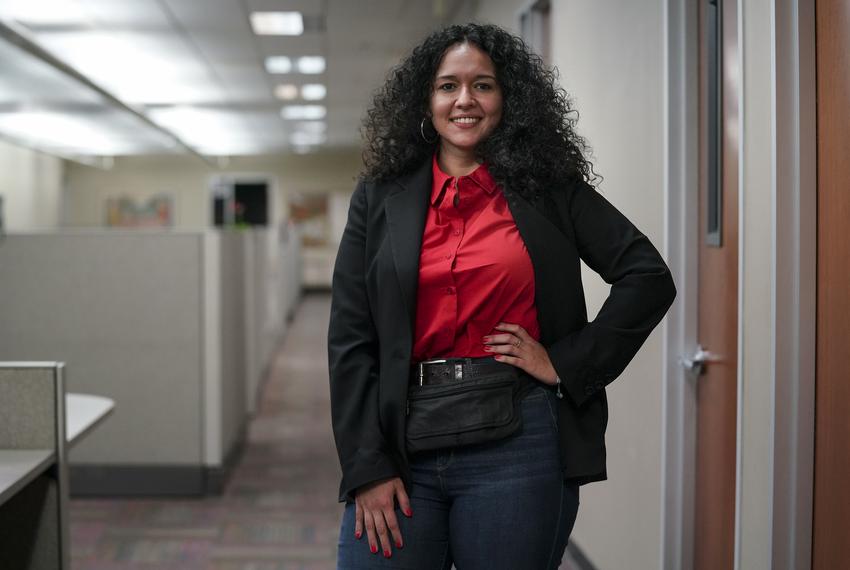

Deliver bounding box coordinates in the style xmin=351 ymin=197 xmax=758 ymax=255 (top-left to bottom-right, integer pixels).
xmin=283 ymin=223 xmax=302 ymax=322
xmin=0 ymin=363 xmax=69 ymax=569
xmin=215 ymin=230 xmax=247 ymax=473
xmin=0 ymin=227 xmax=300 ymax=496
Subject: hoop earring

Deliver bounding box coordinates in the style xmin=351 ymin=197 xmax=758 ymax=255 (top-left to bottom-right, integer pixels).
xmin=420 ymin=117 xmax=438 ymax=144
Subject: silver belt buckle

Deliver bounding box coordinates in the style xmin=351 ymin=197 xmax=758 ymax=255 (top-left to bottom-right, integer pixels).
xmin=418 ymin=358 xmax=447 ymax=385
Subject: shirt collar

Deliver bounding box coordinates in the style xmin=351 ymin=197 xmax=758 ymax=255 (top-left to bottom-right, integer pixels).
xmin=430 ymin=154 xmax=498 ymax=206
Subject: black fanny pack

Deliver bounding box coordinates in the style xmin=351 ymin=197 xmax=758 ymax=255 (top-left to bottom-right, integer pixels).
xmin=405 ymin=359 xmax=534 ymax=454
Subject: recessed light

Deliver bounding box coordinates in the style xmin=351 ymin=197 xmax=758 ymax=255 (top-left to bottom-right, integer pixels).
xmin=264 ymin=56 xmax=292 ymax=74
xmin=301 ymin=84 xmax=327 ymax=100
xmin=281 ymin=105 xmax=326 ymax=120
xmin=290 ymin=132 xmax=327 ymax=146
xmin=274 ymin=84 xmax=299 ymax=100
xmin=250 ymin=12 xmax=304 ymax=36
xmin=294 ymin=121 xmax=327 ymax=134
xmin=296 ymin=56 xmax=326 ymax=74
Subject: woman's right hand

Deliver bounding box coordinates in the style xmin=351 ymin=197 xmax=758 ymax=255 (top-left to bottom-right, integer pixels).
xmin=354 ymin=476 xmax=413 ymax=558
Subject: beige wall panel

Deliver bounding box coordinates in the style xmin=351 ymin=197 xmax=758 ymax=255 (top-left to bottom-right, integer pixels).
xmin=0 ymin=139 xmax=64 ymax=231
xmin=63 ymin=150 xmax=362 ymax=229
xmin=549 ymin=1 xmax=667 ymax=569
xmin=466 ymin=0 xmax=523 ymax=32
xmin=466 ymin=0 xmax=670 ymax=568
xmin=737 ymin=0 xmax=775 ymax=567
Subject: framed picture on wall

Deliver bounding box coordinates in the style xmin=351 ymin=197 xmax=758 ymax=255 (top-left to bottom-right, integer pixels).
xmin=289 ymin=193 xmax=329 ymax=247
xmin=105 ymin=195 xmax=173 ymax=227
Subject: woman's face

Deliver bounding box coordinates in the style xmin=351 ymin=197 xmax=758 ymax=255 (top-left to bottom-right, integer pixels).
xmin=429 ymin=42 xmax=503 ymax=158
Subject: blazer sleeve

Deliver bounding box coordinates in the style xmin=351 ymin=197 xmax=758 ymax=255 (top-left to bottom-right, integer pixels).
xmin=328 ymin=181 xmax=400 ymax=502
xmin=546 ymin=181 xmax=677 ymax=408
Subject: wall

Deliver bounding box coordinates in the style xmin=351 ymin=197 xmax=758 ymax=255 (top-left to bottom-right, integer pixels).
xmin=464 ymin=0 xmax=522 ymax=31
xmin=0 ymin=232 xmax=205 ymax=464
xmin=550 ymin=2 xmax=667 ymax=568
xmin=63 ymin=149 xmax=361 ymax=288
xmin=737 ymin=0 xmax=775 ymax=566
xmin=63 ymin=149 xmax=362 ymax=229
xmin=218 ymin=231 xmax=247 ymax=463
xmin=0 ymin=139 xmax=64 ymax=231
xmin=470 ymin=1 xmax=670 ymax=568
xmin=0 ymin=228 xmax=295 ymax=491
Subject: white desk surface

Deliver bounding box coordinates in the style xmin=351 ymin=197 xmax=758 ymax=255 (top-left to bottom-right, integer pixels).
xmin=0 ymin=393 xmax=113 ymax=508
xmin=66 ymin=393 xmax=115 ymax=446
xmin=0 ymin=449 xmax=55 ymax=507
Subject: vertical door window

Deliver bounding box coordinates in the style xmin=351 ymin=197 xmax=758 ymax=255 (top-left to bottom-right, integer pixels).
xmin=520 ymin=0 xmax=551 ymax=62
xmin=706 ymin=0 xmax=723 ymax=247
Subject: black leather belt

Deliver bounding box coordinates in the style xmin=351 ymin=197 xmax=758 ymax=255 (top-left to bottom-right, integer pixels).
xmin=410 ymin=356 xmax=518 ymax=386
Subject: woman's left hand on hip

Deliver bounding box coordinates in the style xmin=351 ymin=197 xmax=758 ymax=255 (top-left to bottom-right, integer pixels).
xmin=483 ymin=322 xmax=558 ymax=385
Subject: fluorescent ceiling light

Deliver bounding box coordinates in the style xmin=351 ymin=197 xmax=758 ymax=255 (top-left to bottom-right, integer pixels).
xmin=301 ymin=84 xmax=326 ymax=100
xmin=274 ymin=84 xmax=299 ymax=100
xmin=250 ymin=11 xmax=304 ymax=35
xmin=35 ymin=31 xmax=220 ymax=104
xmin=148 ymin=106 xmax=262 ymax=155
xmin=294 ymin=121 xmax=327 ymax=134
xmin=265 ymin=56 xmax=293 ymax=74
xmin=296 ymin=56 xmax=326 ymax=74
xmin=281 ymin=105 xmax=326 ymax=120
xmin=0 ymin=0 xmax=91 ymax=26
xmin=290 ymin=132 xmax=327 ymax=146
xmin=0 ymin=111 xmax=128 ymax=155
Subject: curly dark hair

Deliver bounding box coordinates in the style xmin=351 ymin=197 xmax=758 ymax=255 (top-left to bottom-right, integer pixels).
xmin=361 ymin=22 xmax=600 ymax=198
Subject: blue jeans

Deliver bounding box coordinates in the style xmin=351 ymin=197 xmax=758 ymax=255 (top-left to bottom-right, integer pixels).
xmin=337 ymin=384 xmax=580 ymax=569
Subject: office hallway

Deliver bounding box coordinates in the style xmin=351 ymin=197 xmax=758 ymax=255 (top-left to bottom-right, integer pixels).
xmin=69 ymin=293 xmax=581 ymax=569
xmin=69 ymin=294 xmax=343 ymax=569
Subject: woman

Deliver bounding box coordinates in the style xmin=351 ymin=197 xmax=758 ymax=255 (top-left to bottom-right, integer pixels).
xmin=328 ymin=23 xmax=676 ymax=569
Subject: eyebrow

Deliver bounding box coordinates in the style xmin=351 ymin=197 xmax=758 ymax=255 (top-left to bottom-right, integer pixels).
xmin=435 ymin=74 xmax=497 ymax=81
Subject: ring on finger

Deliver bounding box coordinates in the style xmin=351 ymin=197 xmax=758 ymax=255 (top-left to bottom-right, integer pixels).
xmin=513 ymin=338 xmax=522 ymax=348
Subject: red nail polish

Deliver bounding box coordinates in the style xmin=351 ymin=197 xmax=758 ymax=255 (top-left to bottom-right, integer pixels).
xmin=370 ymin=544 xmax=378 ymax=554
xmin=404 ymin=507 xmax=413 ymax=517
xmin=384 ymin=549 xmax=391 ymax=558
xmin=396 ymin=539 xmax=403 ymax=548
xmin=483 ymin=346 xmax=492 ymax=351
xmin=355 ymin=530 xmax=362 ymax=539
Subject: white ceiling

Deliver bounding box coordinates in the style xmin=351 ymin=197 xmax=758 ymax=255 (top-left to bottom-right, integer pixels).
xmin=0 ymin=0 xmax=475 ymax=159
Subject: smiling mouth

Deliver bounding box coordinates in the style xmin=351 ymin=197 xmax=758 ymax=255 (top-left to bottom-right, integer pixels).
xmin=450 ymin=117 xmax=482 ymax=124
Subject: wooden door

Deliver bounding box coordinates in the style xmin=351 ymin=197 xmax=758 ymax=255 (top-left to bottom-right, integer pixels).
xmin=812 ymin=0 xmax=850 ymax=566
xmin=694 ymin=0 xmax=739 ymax=568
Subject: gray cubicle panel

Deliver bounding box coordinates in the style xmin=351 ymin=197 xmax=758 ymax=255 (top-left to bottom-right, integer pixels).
xmin=0 ymin=229 xmax=295 ymax=496
xmin=0 ymin=363 xmax=69 ymax=570
xmin=218 ymin=230 xmax=248 ymax=470
xmin=0 ymin=233 xmax=212 ymax=495
xmin=0 ymin=233 xmax=204 ymax=466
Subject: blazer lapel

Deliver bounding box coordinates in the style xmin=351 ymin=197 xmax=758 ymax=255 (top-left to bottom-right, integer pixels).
xmin=384 ymin=159 xmax=432 ymax=341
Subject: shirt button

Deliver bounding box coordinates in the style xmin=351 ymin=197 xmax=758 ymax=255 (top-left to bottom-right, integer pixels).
xmin=445 ymin=254 xmax=451 ymax=260
xmin=446 ymin=287 xmax=455 ymax=294
xmin=453 ymin=230 xmax=461 ymax=236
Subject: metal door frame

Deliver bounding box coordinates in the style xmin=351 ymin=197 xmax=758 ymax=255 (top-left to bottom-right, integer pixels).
xmin=661 ymin=0 xmax=816 ymax=568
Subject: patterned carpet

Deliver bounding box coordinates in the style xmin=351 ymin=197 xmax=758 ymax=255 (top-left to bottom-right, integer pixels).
xmin=70 ymin=294 xmax=342 ymax=570
xmin=69 ymin=293 xmax=580 ymax=569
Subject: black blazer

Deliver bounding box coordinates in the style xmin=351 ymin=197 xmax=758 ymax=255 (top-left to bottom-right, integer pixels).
xmin=328 ymin=158 xmax=676 ymax=502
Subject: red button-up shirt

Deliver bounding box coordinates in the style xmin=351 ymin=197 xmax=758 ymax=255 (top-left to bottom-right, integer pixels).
xmin=412 ymin=156 xmax=541 ymax=361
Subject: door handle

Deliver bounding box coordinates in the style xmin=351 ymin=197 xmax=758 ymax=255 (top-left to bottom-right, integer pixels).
xmin=680 ymin=344 xmax=720 ymax=376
